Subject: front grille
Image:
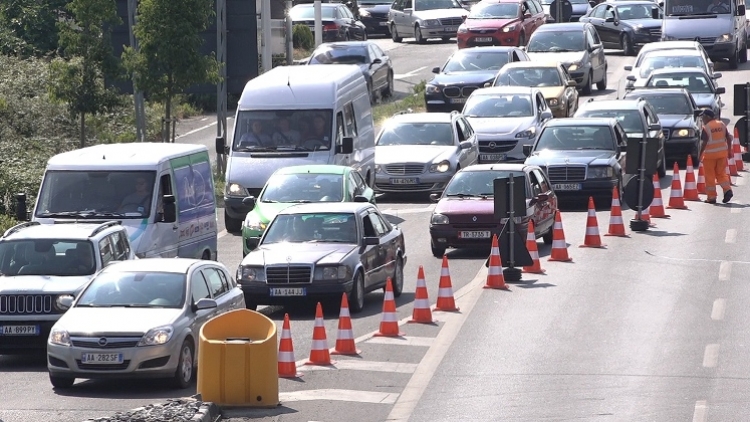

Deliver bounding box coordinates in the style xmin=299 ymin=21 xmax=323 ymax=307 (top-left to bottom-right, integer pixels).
xmin=370 ymin=12 xmax=388 ymax=19
xmin=439 ymin=17 xmax=463 ymax=26
xmin=70 ymin=336 xmax=141 ymax=349
xmin=546 ymin=165 xmax=586 ymax=182
xmin=479 ymin=141 xmax=516 ymax=153
xmin=649 ymin=29 xmax=661 ymax=37
xmin=76 ymin=360 xmax=131 ymax=371
xmin=469 ymin=28 xmax=497 ymax=34
xmin=0 ymin=295 xmax=55 ymax=315
xmin=385 ymin=164 xmax=425 ymax=175
xmin=266 ymin=265 xmax=312 ymax=284
xmin=462 ymin=86 xmax=479 ymax=97
xmin=662 ymin=129 xmax=671 ymax=140
xmin=443 ymin=86 xmax=461 ymax=97
xmin=376 ymin=182 xmax=438 ymax=191
xmin=681 ymin=37 xmax=714 ymax=44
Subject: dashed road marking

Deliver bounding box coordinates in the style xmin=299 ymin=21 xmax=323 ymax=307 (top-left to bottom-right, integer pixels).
xmin=394 ymin=66 xmax=427 ymax=80
xmin=299 ymin=360 xmax=417 ymax=374
xmin=719 ymin=261 xmax=732 ymax=281
xmin=366 ymin=336 xmax=435 ymax=347
xmin=711 ymin=299 xmax=726 ymax=321
xmin=725 ymin=228 xmax=737 ymax=243
xmin=217 ymin=229 xmax=228 ymax=240
xmin=692 ymin=400 xmax=708 ymax=422
xmin=703 ymin=344 xmax=720 ymax=368
xmin=280 ymin=389 xmax=400 ymax=404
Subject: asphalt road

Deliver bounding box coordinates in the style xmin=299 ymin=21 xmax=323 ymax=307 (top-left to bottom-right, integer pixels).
xmin=2 ymin=39 xmax=749 ymax=422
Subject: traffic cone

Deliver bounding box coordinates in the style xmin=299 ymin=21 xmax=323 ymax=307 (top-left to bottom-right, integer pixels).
xmin=374 ymin=277 xmax=403 ymax=337
xmin=635 ymin=204 xmax=654 ymax=227
xmin=548 ymin=212 xmax=572 ymax=262
xmin=729 ymin=153 xmax=738 ymax=176
xmin=409 ymin=266 xmax=434 ymax=323
xmin=434 ymin=255 xmax=459 ymax=312
xmin=522 ymin=220 xmax=546 ymax=273
xmin=580 ymin=197 xmax=605 ymax=248
xmin=305 ymin=302 xmax=333 ymax=366
xmin=650 ymin=173 xmax=670 ymax=218
xmin=667 ymin=162 xmax=688 ymax=209
xmin=278 ymin=313 xmax=303 ymax=378
xmin=697 ymin=161 xmax=706 ymax=194
xmin=484 ymin=234 xmax=509 ymax=290
xmin=683 ymin=155 xmax=700 ymax=201
xmin=605 ymin=186 xmax=628 ymax=237
xmin=332 ymin=293 xmax=360 ymax=356
xmin=733 ymin=135 xmax=744 ymax=171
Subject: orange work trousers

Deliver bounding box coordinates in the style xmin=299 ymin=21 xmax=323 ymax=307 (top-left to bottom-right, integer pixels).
xmin=703 ymin=156 xmax=731 ymax=200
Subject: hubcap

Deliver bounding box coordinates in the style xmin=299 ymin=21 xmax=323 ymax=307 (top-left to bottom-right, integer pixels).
xmin=181 ymin=346 xmax=193 ymax=382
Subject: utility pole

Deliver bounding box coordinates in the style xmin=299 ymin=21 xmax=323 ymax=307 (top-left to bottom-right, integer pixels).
xmin=286 ymin=0 xmax=294 ymax=65
xmin=216 ymin=0 xmax=228 ymax=176
xmin=261 ymin=0 xmax=272 ymax=73
xmin=127 ymin=0 xmax=147 ymax=142
xmin=314 ymin=0 xmax=323 ymax=47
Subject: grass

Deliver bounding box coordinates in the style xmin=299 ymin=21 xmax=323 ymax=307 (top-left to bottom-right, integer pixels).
xmin=372 ymin=80 xmax=427 ymax=127
xmin=213 ymin=163 xmax=226 ymax=209
xmin=293 ymin=48 xmax=312 ymax=60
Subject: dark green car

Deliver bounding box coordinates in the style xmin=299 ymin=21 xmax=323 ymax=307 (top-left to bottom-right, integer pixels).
xmin=241 ymin=165 xmax=376 ymax=256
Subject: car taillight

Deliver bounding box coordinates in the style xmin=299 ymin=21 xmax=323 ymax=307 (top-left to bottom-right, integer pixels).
xmin=323 ymin=23 xmax=338 ymax=31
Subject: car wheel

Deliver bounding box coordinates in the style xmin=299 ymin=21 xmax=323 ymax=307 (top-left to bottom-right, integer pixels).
xmin=172 ymin=340 xmax=194 ymax=389
xmin=224 ymin=210 xmax=242 ymax=234
xmin=442 ymin=36 xmax=451 ymax=42
xmin=415 ymin=25 xmax=426 ymax=44
xmin=658 ymin=148 xmax=667 ymax=178
xmin=391 ymin=24 xmax=402 ymax=42
xmin=431 ymin=239 xmax=446 ymax=257
xmin=730 ymin=48 xmax=740 ymax=69
xmin=362 ymin=31 xmax=368 ymax=41
xmin=349 ymin=271 xmax=366 ymax=313
xmin=49 ymin=374 xmax=75 ymax=389
xmin=620 ymin=33 xmax=634 ymax=56
xmin=582 ymin=71 xmax=593 ymax=95
xmin=596 ymin=66 xmax=607 ymax=91
xmin=383 ymin=71 xmax=394 ymax=98
xmin=542 ymin=216 xmax=554 ymax=245
xmin=518 ymin=32 xmax=526 ymax=47
xmin=245 ymin=301 xmax=257 ymax=311
xmin=741 ymin=43 xmax=748 ymax=63
xmin=391 ymin=257 xmax=404 ymax=297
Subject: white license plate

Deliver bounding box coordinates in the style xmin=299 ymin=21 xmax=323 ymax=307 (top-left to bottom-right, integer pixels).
xmin=450 ymin=98 xmax=466 ymax=104
xmin=552 ymin=183 xmax=582 ymax=191
xmin=0 ymin=325 xmax=39 ymax=336
xmin=480 ymin=154 xmax=506 ymax=161
xmin=459 ymin=231 xmax=491 ymax=239
xmin=81 ymin=353 xmax=124 ymax=364
xmin=390 ymin=178 xmax=419 ymax=184
xmin=475 ymin=37 xmax=493 ymax=42
xmin=270 ymin=287 xmax=306 ymax=297
xmin=379 ymin=22 xmax=389 ymax=26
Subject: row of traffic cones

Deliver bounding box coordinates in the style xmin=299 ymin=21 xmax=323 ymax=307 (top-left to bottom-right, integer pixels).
xmin=278 ymin=257 xmax=461 ymax=378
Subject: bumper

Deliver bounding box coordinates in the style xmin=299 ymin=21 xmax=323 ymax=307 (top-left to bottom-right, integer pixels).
xmin=476 ymin=136 xmax=534 ymax=164
xmin=374 ymin=172 xmax=452 ymax=193
xmin=419 ymin=26 xmax=458 ymax=39
xmin=0 ymin=320 xmax=57 ymax=352
xmin=224 ymin=196 xmax=253 ymax=220
xmin=632 ymin=33 xmax=660 ymax=46
xmin=362 ymin=17 xmax=390 ymax=33
xmin=547 ymin=102 xmax=568 ymax=117
xmin=705 ymin=40 xmax=736 ymax=60
xmin=430 ymin=221 xmax=530 ymax=250
xmin=241 ymin=280 xmax=354 ymax=306
xmin=664 ymin=137 xmax=700 ymax=159
xmin=425 ymin=94 xmax=467 ymax=112
xmin=47 ymin=341 xmax=180 ymax=379
xmin=456 ymin=32 xmax=521 ymax=49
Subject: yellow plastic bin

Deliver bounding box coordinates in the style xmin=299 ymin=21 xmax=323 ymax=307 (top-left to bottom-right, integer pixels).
xmin=197 ymin=309 xmax=279 ymax=407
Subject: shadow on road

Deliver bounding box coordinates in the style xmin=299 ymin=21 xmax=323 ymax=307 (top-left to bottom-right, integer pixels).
xmin=259 ymin=291 xmax=417 ymax=322
xmin=0 ymin=352 xmax=46 ymax=371
xmin=52 ymin=378 xmax=195 ymax=398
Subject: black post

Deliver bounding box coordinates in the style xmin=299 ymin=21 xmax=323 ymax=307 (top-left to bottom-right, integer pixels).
xmin=503 ymin=173 xmax=522 ymax=281
xmin=745 ymin=83 xmax=750 ymax=150
xmin=14 ymin=193 xmax=27 ymax=222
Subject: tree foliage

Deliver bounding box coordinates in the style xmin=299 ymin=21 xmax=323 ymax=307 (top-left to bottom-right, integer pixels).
xmin=0 ymin=0 xmax=68 ymax=56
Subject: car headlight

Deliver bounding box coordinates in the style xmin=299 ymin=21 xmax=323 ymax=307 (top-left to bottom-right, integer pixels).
xmin=360 ymin=9 xmax=371 ymax=17
xmin=375 ymin=164 xmax=383 ymax=173
xmin=515 ymin=127 xmax=536 ymax=139
xmin=239 ymin=266 xmax=266 ymax=282
xmin=426 ymin=84 xmax=441 ymax=94
xmin=547 ymin=98 xmax=559 ymax=106
xmin=431 ymin=213 xmax=449 ymax=224
xmin=716 ymin=33 xmax=732 ymax=42
xmin=244 ymin=213 xmax=266 ymax=232
xmin=225 ymin=183 xmax=246 ymax=197
xmin=674 ymin=129 xmax=696 ymax=138
xmin=54 ymin=294 xmax=75 ymax=312
xmin=458 ymin=26 xmax=468 ymax=33
xmin=314 ymin=265 xmax=351 ymax=281
xmin=424 ymin=19 xmax=440 ymax=26
xmin=49 ymin=328 xmax=70 ymax=346
xmin=430 ymin=160 xmax=451 ymax=172
xmin=502 ymin=24 xmax=517 ymax=32
xmin=567 ymin=63 xmax=579 ymax=72
xmin=587 ymin=166 xmax=614 ymax=179
xmin=138 ymin=326 xmax=174 ymax=347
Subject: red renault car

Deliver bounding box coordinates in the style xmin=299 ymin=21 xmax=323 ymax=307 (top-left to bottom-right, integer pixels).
xmin=456 ymin=0 xmax=546 ymax=49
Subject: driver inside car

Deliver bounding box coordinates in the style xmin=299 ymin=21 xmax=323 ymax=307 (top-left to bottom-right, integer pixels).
xmin=119 ymin=176 xmax=152 ymax=214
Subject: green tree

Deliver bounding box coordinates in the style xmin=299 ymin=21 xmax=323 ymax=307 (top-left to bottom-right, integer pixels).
xmin=48 ymin=0 xmax=123 ymax=148
xmin=122 ymin=0 xmax=219 ymax=142
xmin=0 ymin=0 xmax=69 ymax=56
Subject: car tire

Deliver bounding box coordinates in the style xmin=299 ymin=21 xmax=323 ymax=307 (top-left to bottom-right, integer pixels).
xmin=349 ymin=270 xmax=366 ymax=313
xmin=741 ymin=43 xmax=748 ymax=63
xmin=172 ymin=340 xmax=194 ymax=389
xmin=582 ymin=71 xmax=593 ymax=95
xmin=367 ymin=79 xmax=375 ymax=105
xmin=621 ymin=33 xmax=634 ymax=56
xmin=383 ymin=71 xmax=394 ymax=98
xmin=245 ymin=301 xmax=257 ymax=311
xmin=542 ymin=217 xmax=554 ymax=245
xmin=730 ymin=48 xmax=740 ymax=69
xmin=49 ymin=374 xmax=75 ymax=389
xmin=518 ymin=32 xmax=526 ymax=47
xmin=442 ymin=36 xmax=451 ymax=42
xmin=596 ymin=66 xmax=607 ymax=91
xmin=658 ymin=149 xmax=667 ymax=178
xmin=224 ymin=210 xmax=242 ymax=234
xmin=390 ymin=257 xmax=404 ymax=297
xmin=391 ymin=24 xmax=402 ymax=42
xmin=431 ymin=239 xmax=446 ymax=258
xmin=362 ymin=31 xmax=368 ymax=41
xmin=415 ymin=25 xmax=426 ymax=44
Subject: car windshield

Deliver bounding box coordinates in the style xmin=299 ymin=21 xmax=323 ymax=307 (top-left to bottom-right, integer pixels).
xmin=493 ymin=67 xmax=562 ymax=87
xmin=638 ymin=54 xmax=706 ymax=78
xmin=616 ymin=4 xmax=657 ymax=18
xmin=0 ymin=239 xmax=96 ymax=277
xmin=290 ymin=5 xmax=336 ymax=19
xmin=535 ymin=125 xmax=615 ymax=150
xmin=233 ymin=110 xmax=333 ymax=152
xmin=442 ymin=51 xmax=511 ymax=72
xmin=527 ymin=31 xmax=585 ymax=52
xmin=577 ymin=110 xmax=645 ymax=133
xmin=664 ymin=0 xmax=731 ymax=15
xmin=35 ymin=170 xmax=157 ymax=219
xmin=468 ymin=2 xmax=519 ymax=18
xmin=76 ymin=271 xmax=186 ymax=308
xmin=463 ymin=94 xmax=534 ymax=117
xmin=414 ymin=0 xmax=464 ymax=10
xmin=261 ymin=173 xmax=345 ymax=203
xmin=635 ymin=48 xmax=700 ymax=67
xmin=262 ymin=213 xmax=359 ymax=244
xmin=377 ymin=122 xmax=455 ymax=146
xmin=309 ymin=46 xmax=369 ymax=64
xmin=444 ymin=170 xmax=530 ymax=196
xmin=632 ymin=95 xmax=693 ymax=115
xmin=647 ymin=72 xmax=713 ymax=93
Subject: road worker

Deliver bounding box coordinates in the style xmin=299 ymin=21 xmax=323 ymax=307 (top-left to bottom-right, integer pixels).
xmin=699 ymin=109 xmax=733 ymax=204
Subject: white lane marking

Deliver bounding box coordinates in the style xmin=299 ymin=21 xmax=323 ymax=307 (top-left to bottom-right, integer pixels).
xmin=394 ymin=66 xmax=427 ymax=80
xmin=692 ymin=400 xmax=708 ymax=422
xmin=298 ymin=360 xmax=417 ymax=374
xmin=725 ymin=228 xmax=737 ymax=244
xmin=217 ymin=229 xmax=228 ymax=240
xmin=719 ymin=261 xmax=732 ymax=281
xmin=280 ymin=389 xmax=399 ymax=404
xmin=711 ymin=299 xmax=726 ymax=321
xmin=731 ymin=207 xmax=742 ymax=214
xmin=703 ymin=344 xmax=720 ymax=368
xmin=175 ymin=116 xmax=234 ymax=140
xmin=366 ymin=336 xmax=434 ymax=347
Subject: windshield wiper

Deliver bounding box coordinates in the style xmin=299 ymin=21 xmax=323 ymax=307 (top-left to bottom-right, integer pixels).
xmin=37 ymin=211 xmax=98 ymax=218
xmin=446 ymin=193 xmax=479 ymax=197
xmin=289 ymin=200 xmax=312 ymax=203
xmin=477 ymin=193 xmax=494 ymax=197
xmin=576 ymin=147 xmax=607 ymax=150
xmin=234 ymin=146 xmax=277 ymax=152
xmin=261 ymin=199 xmax=279 ymax=203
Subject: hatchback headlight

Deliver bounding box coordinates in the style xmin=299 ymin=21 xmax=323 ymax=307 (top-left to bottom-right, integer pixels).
xmin=424 ymin=19 xmax=440 ymax=26
xmin=244 ymin=213 xmax=266 ymax=232
xmin=49 ymin=328 xmax=70 ymax=346
xmin=240 ymin=266 xmax=266 ymax=282
xmin=548 ymin=98 xmax=559 ymax=106
xmin=502 ymin=24 xmax=517 ymax=32
xmin=674 ymin=129 xmax=695 ymax=138
xmin=360 ymin=9 xmax=371 ymax=17
xmin=431 ymin=213 xmax=449 ymax=224
xmin=458 ymin=26 xmax=468 ymax=33
xmin=138 ymin=326 xmax=174 ymax=347
xmin=430 ymin=160 xmax=450 ymax=172
xmin=314 ymin=265 xmax=351 ymax=281
xmin=515 ymin=127 xmax=536 ymax=139
xmin=587 ymin=166 xmax=614 ymax=179
xmin=226 ymin=183 xmax=246 ymax=197
xmin=716 ymin=33 xmax=732 ymax=42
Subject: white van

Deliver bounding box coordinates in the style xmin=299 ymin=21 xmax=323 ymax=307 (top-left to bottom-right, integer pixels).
xmin=16 ymin=143 xmax=218 ymax=260
xmin=217 ymin=64 xmax=376 ymax=233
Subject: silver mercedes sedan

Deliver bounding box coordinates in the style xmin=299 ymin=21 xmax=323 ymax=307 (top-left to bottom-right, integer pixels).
xmin=46 ymin=258 xmax=245 ymax=389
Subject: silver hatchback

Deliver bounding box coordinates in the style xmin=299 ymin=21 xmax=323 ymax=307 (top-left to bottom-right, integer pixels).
xmin=389 ymin=0 xmax=469 ymax=43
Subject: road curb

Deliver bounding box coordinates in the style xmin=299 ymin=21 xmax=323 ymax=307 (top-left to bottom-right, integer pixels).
xmin=190 ymin=394 xmax=222 ymax=422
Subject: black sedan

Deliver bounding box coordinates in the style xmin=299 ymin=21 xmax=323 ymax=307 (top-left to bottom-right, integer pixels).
xmin=236 ymin=202 xmax=407 ymax=313
xmin=290 ymin=3 xmax=368 ymax=42
xmin=425 ymin=46 xmax=530 ymax=112
xmin=307 ymin=41 xmax=394 ymax=103
xmin=358 ymin=0 xmax=393 ymax=36
xmin=580 ymin=1 xmax=661 ymax=55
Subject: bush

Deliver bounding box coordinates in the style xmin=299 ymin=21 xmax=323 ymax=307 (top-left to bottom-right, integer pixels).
xmin=0 ymin=214 xmax=18 ymax=234
xmin=292 ymin=24 xmax=314 ymax=51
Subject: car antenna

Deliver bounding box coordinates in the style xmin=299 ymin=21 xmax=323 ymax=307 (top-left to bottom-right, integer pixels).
xmin=286 ymin=74 xmax=297 ymax=101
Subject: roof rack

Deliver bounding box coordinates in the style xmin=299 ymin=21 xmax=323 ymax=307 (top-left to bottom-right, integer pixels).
xmin=89 ymin=221 xmax=121 ymax=237
xmin=3 ymin=221 xmax=41 ymax=238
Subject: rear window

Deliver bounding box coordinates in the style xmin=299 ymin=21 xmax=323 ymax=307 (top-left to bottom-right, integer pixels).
xmin=576 ymin=109 xmax=645 ymax=133
xmin=444 ymin=170 xmax=530 ymax=197
xmin=535 ymin=125 xmax=615 ymax=151
xmin=629 ymin=95 xmax=692 ymax=115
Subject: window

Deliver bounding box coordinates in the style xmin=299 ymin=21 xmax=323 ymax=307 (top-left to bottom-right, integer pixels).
xmin=588 ymin=27 xmax=601 ymax=45
xmin=536 ymin=94 xmax=546 ymax=114
xmin=349 ymin=171 xmax=365 ymax=196
xmin=372 ymin=44 xmax=385 ymax=57
xmin=522 ymin=1 xmax=531 ymax=14
xmin=353 ymin=171 xmax=368 ymax=191
xmin=532 ymin=0 xmax=543 ymax=14
xmin=529 ymin=172 xmax=543 ymax=196
xmin=604 ymin=5 xmax=614 ymax=19
xmin=99 ymin=238 xmax=113 ymax=266
xmin=217 ymin=268 xmax=231 ymax=290
xmin=157 ymin=173 xmax=172 ymax=222
xmin=362 ymin=213 xmax=377 ymax=237
xmin=367 ymin=213 xmax=387 ymax=236
xmin=109 ymin=232 xmax=127 ymax=261
xmin=335 ymin=112 xmax=345 ymax=145
xmin=115 ymin=230 xmax=131 ymax=258
xmin=592 ymin=5 xmax=605 ymax=18
xmin=203 ymin=267 xmax=227 ymax=298
xmin=645 ymin=104 xmax=660 ymax=125
xmin=343 ymin=103 xmax=358 ymax=137
xmin=455 ymin=120 xmax=467 ymax=141
xmin=347 ymin=172 xmax=358 ymax=198
xmin=458 ymin=118 xmax=473 ymax=139
xmin=191 ymin=272 xmax=211 ymax=302
xmin=533 ymin=169 xmax=550 ymax=193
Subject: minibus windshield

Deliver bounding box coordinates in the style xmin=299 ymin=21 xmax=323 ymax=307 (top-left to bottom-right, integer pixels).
xmin=233 ymin=110 xmax=334 ymax=153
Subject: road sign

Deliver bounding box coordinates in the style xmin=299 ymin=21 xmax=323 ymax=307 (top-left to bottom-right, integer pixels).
xmin=733 ymin=83 xmax=750 ymax=116
xmin=623 ymin=175 xmax=654 ymax=211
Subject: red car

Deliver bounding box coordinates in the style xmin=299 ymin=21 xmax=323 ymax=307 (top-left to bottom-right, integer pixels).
xmin=428 ymin=163 xmax=558 ymax=257
xmin=456 ymin=0 xmax=547 ymax=49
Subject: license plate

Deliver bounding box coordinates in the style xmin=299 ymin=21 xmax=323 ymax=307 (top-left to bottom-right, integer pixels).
xmin=450 ymin=98 xmax=466 ymax=104
xmin=270 ymin=287 xmax=306 ymax=297
xmin=480 ymin=153 xmax=506 ymax=161
xmin=475 ymin=37 xmax=493 ymax=42
xmin=81 ymin=353 xmax=124 ymax=364
xmin=390 ymin=178 xmax=419 ymax=184
xmin=379 ymin=22 xmax=389 ymax=26
xmin=0 ymin=325 xmax=39 ymax=336
xmin=459 ymin=231 xmax=491 ymax=239
xmin=552 ymin=183 xmax=582 ymax=191
xmin=445 ymin=27 xmax=454 ymax=32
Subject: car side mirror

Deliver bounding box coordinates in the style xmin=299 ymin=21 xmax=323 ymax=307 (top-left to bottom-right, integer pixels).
xmin=193 ymin=298 xmax=218 ymax=312
xmin=14 ymin=192 xmax=28 ymax=221
xmin=215 ymin=136 xmax=226 ymax=155
xmin=459 ymin=140 xmax=472 ymax=149
xmin=540 ymin=111 xmax=553 ymax=121
xmin=432 ymin=66 xmax=440 ymax=74
xmin=429 ymin=192 xmax=441 ymax=203
xmin=648 ymin=123 xmax=661 ymax=131
xmin=624 ymin=65 xmax=633 ymax=71
xmin=713 ymin=72 xmax=722 ymax=79
xmin=694 ymin=109 xmax=703 ymax=118
xmin=354 ymin=195 xmax=369 ymax=202
xmin=162 ymin=195 xmax=176 ymax=223
xmin=522 ymin=144 xmax=533 ymax=157
xmin=566 ymin=80 xmax=577 ymax=87
xmin=619 ymin=144 xmax=627 ymax=152
xmin=588 ymin=0 xmax=596 ymax=6
xmin=371 ymin=58 xmax=382 ymax=66
xmin=337 ymin=137 xmax=354 ymax=154
xmin=605 ymin=17 xmax=615 ymax=22
xmin=652 ymin=7 xmax=660 ymax=19
xmin=518 ymin=45 xmax=526 ymax=51
xmin=739 ymin=4 xmax=745 ymax=14
xmin=484 ymin=82 xmax=491 ymax=88
xmin=242 ymin=196 xmax=256 ymax=210
xmin=626 ymin=75 xmax=636 ymax=82
xmin=524 ymin=12 xmax=532 ymax=19
xmin=589 ymin=43 xmax=600 ymax=52
xmin=363 ymin=236 xmax=380 ymax=246
xmin=404 ymin=7 xmax=413 ymax=13
xmin=716 ymin=87 xmax=726 ymax=94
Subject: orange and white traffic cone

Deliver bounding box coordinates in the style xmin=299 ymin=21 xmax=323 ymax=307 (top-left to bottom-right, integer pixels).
xmin=667 ymin=162 xmax=688 ymax=209
xmin=635 ymin=204 xmax=655 ymax=227
xmin=409 ymin=266 xmax=434 ymax=323
xmin=434 ymin=256 xmax=459 ymax=312
xmin=580 ymin=197 xmax=605 ymax=248
xmin=697 ymin=161 xmax=707 ymax=194
xmin=650 ymin=173 xmax=670 ymax=218
xmin=306 ymin=302 xmax=333 ymax=366
xmin=374 ymin=277 xmax=403 ymax=337
xmin=605 ymin=186 xmax=628 ymax=237
xmin=548 ymin=212 xmax=572 ymax=262
xmin=332 ymin=293 xmax=360 ymax=356
xmin=733 ymin=135 xmax=744 ymax=171
xmin=522 ymin=220 xmax=545 ymax=273
xmin=484 ymin=234 xmax=508 ymax=290
xmin=729 ymin=153 xmax=738 ymax=176
xmin=278 ymin=313 xmax=303 ymax=378
xmin=683 ymin=155 xmax=700 ymax=201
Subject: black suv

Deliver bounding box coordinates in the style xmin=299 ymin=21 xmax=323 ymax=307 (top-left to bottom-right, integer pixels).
xmin=573 ymin=97 xmax=667 ymax=177
xmin=622 ymin=87 xmax=703 ymax=165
